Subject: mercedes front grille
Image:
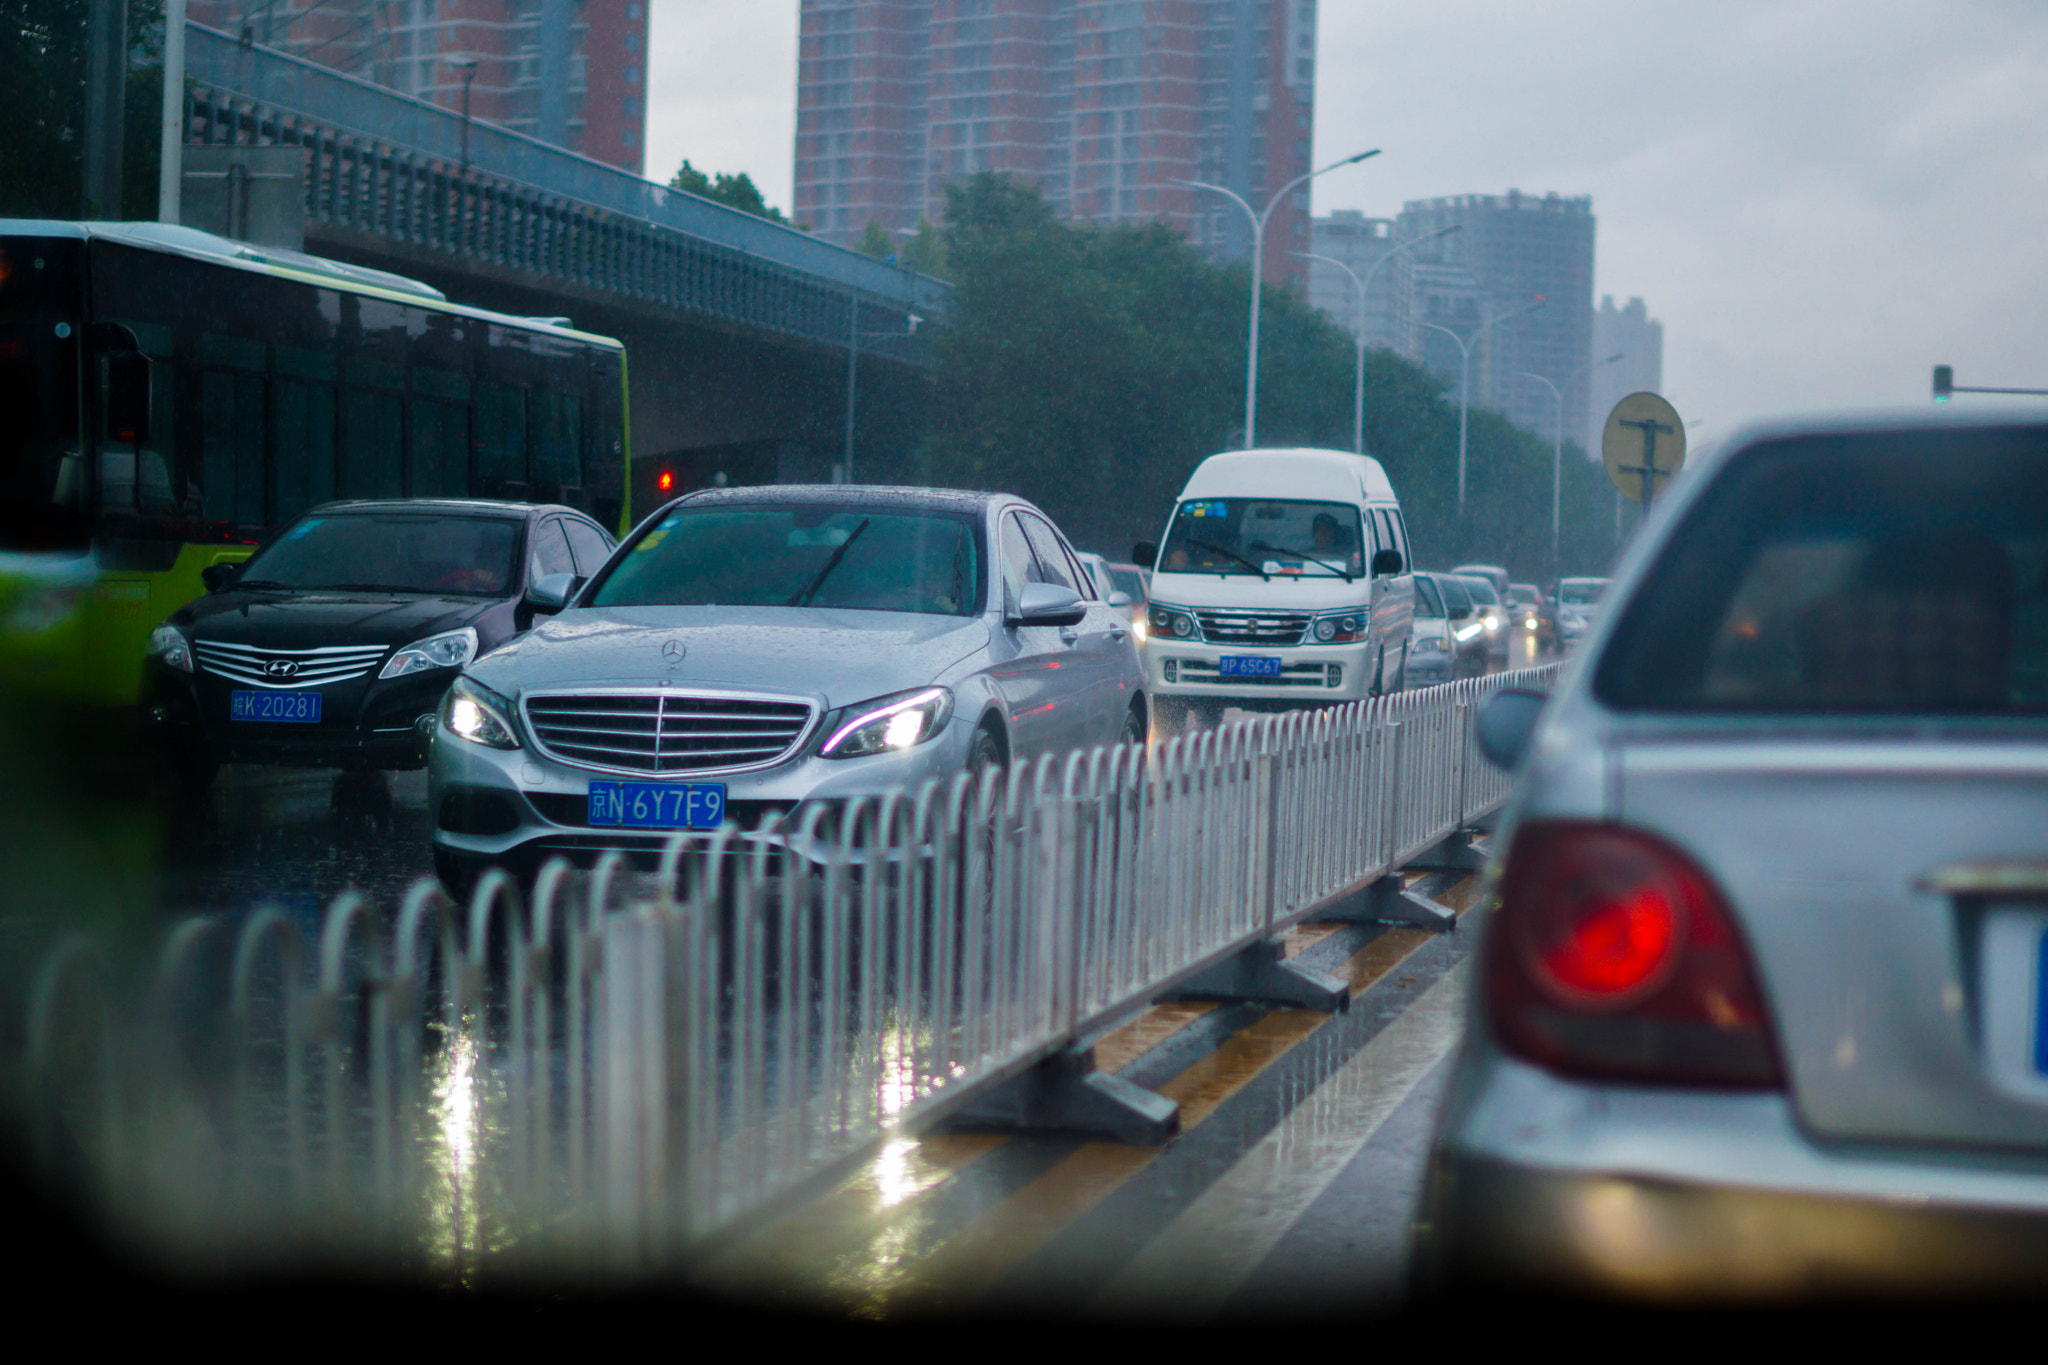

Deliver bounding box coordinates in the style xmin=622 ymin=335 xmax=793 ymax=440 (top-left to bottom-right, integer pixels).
xmin=523 ymin=692 xmax=816 ymax=774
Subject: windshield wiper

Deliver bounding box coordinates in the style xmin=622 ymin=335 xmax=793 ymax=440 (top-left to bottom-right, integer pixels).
xmin=1250 ymin=540 xmax=1352 ymax=582
xmin=786 ymin=518 xmax=871 ymax=606
xmin=318 ymin=583 xmax=420 ymax=594
xmin=231 ymin=578 xmax=291 ymax=591
xmin=1187 ymin=539 xmax=1269 ymax=580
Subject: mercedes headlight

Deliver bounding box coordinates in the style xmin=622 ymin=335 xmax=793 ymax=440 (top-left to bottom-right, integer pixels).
xmin=439 ymin=675 xmax=520 ymax=750
xmin=380 ymin=626 xmax=478 ymax=679
xmin=819 ymin=686 xmax=954 ymax=759
xmin=146 ymin=624 xmax=193 ymax=673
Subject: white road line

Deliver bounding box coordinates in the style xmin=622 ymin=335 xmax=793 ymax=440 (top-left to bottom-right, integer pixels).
xmin=1093 ymin=963 xmax=1468 ymax=1316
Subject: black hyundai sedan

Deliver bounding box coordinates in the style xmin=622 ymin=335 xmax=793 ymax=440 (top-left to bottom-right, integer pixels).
xmin=143 ymin=499 xmax=616 ymax=786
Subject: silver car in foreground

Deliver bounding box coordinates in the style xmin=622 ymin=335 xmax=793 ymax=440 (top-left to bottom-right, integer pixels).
xmin=430 ymin=485 xmax=1145 ymax=889
xmin=1421 ymin=410 xmax=2048 ymax=1302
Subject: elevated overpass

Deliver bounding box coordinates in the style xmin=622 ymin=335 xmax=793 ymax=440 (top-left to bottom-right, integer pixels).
xmin=180 ymin=24 xmax=941 ymax=495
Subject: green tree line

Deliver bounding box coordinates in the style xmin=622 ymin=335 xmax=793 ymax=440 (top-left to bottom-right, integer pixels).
xmin=1 ymin=0 xmax=167 ymax=220
xmin=887 ymin=174 xmax=1622 ymax=585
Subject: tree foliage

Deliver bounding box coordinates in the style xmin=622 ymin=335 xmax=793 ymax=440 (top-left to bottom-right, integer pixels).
xmin=669 ymin=158 xmax=787 ymax=224
xmin=0 ymin=0 xmax=167 ymax=220
xmin=915 ymin=174 xmax=1622 ymax=583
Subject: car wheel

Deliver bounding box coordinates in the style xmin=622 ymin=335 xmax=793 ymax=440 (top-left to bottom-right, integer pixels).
xmin=1119 ymin=701 xmax=1146 ymax=748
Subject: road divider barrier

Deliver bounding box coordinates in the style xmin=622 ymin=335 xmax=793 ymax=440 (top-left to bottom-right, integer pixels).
xmin=17 ymin=665 xmax=1555 ymax=1278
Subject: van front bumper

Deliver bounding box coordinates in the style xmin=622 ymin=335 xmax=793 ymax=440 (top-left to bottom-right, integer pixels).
xmin=1144 ymin=637 xmax=1378 ymax=701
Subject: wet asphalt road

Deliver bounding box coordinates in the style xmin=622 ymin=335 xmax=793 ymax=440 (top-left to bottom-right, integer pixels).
xmin=155 ymin=765 xmax=438 ymax=922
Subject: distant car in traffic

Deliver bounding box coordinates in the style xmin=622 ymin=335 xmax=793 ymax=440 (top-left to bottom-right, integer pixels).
xmin=142 ymin=499 xmax=616 ymax=788
xmin=1420 ymin=410 xmax=2048 ymax=1302
xmin=1406 ymin=572 xmax=1486 ymax=686
xmin=1552 ymin=575 xmax=1609 ymax=649
xmin=1077 ymin=550 xmax=1149 ymax=639
xmin=429 ymin=485 xmax=1145 ymax=894
xmin=1507 ymin=582 xmax=1552 ymax=652
xmin=1451 ymin=574 xmax=1509 ymax=668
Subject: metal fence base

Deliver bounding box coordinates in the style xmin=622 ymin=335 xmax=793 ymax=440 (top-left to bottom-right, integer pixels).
xmin=944 ymin=1049 xmax=1181 ymax=1145
xmin=1171 ymin=938 xmax=1350 ymax=1012
xmin=1404 ymin=830 xmax=1490 ymax=872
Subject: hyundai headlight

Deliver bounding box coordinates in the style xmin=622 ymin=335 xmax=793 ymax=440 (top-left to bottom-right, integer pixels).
xmin=819 ymin=686 xmax=954 ymax=759
xmin=439 ymin=675 xmax=520 ymax=750
xmin=380 ymin=626 xmax=478 ymax=679
xmin=146 ymin=623 xmax=193 ymax=673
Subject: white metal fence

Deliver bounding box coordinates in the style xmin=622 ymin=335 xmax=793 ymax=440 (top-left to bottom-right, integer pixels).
xmin=16 ymin=666 xmax=1552 ymax=1277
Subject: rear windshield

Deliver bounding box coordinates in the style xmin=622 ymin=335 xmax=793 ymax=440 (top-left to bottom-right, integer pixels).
xmin=1596 ymin=428 xmax=2048 ymax=714
xmin=236 ymin=514 xmax=521 ymax=595
xmin=591 ymin=503 xmax=983 ymax=617
xmin=1559 ymin=579 xmax=1605 ymax=605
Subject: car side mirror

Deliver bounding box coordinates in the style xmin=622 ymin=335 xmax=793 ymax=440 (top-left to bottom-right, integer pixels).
xmin=1011 ymin=581 xmax=1086 ymax=627
xmin=1371 ymin=549 xmax=1404 ymax=577
xmin=1477 ymin=687 xmax=1548 ymax=770
xmin=525 ymin=571 xmax=580 ymax=614
xmin=1132 ymin=541 xmax=1158 ymax=569
xmin=201 ymin=562 xmax=239 ymax=593
xmin=1106 ymin=590 xmax=1132 ymax=608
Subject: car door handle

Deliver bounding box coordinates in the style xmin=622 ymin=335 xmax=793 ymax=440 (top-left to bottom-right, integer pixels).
xmin=1108 ymin=626 xmax=1128 ymax=643
xmin=1060 ymin=627 xmax=1079 ymax=646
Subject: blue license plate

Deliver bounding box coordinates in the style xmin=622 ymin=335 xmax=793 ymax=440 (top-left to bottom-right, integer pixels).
xmin=587 ymin=781 xmax=727 ymax=830
xmin=231 ymin=689 xmax=323 ymax=723
xmin=1218 ymin=655 xmax=1283 ymax=678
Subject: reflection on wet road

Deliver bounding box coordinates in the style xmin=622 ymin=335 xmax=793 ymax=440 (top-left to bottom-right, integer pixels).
xmin=157 ymin=765 xmax=436 ymax=921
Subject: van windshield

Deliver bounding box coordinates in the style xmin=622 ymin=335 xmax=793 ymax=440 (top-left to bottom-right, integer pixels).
xmin=1158 ymin=498 xmax=1363 ymax=579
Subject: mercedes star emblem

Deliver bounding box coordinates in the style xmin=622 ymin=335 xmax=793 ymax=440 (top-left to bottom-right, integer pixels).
xmin=662 ymin=640 xmax=686 ymax=669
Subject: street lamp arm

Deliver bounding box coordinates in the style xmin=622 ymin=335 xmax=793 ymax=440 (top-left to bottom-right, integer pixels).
xmin=1169 ymin=178 xmax=1256 ymax=226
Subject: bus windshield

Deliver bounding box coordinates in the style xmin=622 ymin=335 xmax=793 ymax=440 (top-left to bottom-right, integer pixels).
xmin=1158 ymin=498 xmax=1363 ymax=578
xmin=237 ymin=514 xmax=523 ymax=596
xmin=0 ymin=239 xmax=85 ymax=553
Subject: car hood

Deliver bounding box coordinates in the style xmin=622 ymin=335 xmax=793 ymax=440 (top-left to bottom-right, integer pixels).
xmin=467 ymin=606 xmax=990 ymax=708
xmin=174 ymin=591 xmax=491 ymax=648
xmin=1147 ymin=570 xmax=1370 ymax=611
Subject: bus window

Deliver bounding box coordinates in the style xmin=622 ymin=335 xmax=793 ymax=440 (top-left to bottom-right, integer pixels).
xmin=201 ymin=370 xmax=265 ymax=532
xmin=533 ymin=389 xmax=581 ymax=494
xmin=477 ymin=382 xmax=527 ymax=497
xmin=409 ymin=398 xmax=468 ymax=499
xmin=274 ymin=378 xmax=336 ymax=522
xmin=342 ymin=387 xmax=403 ymax=500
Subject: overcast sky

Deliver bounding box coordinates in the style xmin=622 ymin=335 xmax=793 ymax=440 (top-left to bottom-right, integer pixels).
xmin=647 ymin=2 xmax=2048 ymax=441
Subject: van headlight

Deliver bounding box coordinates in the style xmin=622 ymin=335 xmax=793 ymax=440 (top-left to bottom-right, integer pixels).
xmin=439 ymin=676 xmax=520 ymax=750
xmin=146 ymin=624 xmax=194 ymax=672
xmin=1309 ymin=612 xmax=1366 ymax=644
xmin=1149 ymin=606 xmax=1197 ymax=640
xmin=380 ymin=626 xmax=478 ymax=679
xmin=819 ymin=686 xmax=954 ymax=759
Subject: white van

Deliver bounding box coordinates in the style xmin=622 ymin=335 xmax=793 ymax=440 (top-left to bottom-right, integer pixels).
xmin=1134 ymin=448 xmax=1415 ymax=727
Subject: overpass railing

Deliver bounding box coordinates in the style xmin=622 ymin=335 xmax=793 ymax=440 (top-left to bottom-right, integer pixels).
xmin=16 ymin=666 xmax=1551 ymax=1278
xmin=183 ymin=24 xmax=940 ymax=351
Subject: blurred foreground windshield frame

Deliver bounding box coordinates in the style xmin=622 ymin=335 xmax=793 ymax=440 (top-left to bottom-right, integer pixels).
xmin=588 ymin=502 xmax=986 ymax=617
xmin=1594 ymin=426 xmax=2048 ymax=716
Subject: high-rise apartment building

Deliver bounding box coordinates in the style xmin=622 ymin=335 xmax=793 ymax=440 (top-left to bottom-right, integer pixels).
xmin=1306 ymin=211 xmax=1405 ymax=352
xmin=795 ymin=0 xmax=1319 ymax=290
xmin=1588 ymin=294 xmax=1665 ymax=455
xmin=1396 ymin=191 xmax=1596 ymax=448
xmin=187 ymin=1 xmax=651 ymax=174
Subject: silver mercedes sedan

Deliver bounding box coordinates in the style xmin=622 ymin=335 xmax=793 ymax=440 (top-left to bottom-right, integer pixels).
xmin=1421 ymin=409 xmax=2048 ymax=1302
xmin=428 ymin=485 xmax=1145 ymax=890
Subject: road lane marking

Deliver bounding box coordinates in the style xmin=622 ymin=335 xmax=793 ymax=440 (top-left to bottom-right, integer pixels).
xmin=1091 ymin=962 xmax=1469 ymax=1316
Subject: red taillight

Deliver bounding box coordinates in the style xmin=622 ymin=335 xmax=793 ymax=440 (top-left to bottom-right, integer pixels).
xmin=657 ymin=470 xmax=674 ymax=492
xmin=1487 ymin=821 xmax=1783 ymax=1088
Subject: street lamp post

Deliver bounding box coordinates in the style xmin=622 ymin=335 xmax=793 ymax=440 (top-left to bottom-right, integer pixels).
xmin=455 ymin=60 xmax=479 ymax=175
xmin=1298 ymin=224 xmax=1460 ymax=456
xmin=1420 ymin=297 xmax=1544 ymax=512
xmin=1517 ymin=351 xmax=1622 ymax=563
xmin=1174 ymin=148 xmax=1380 ymax=448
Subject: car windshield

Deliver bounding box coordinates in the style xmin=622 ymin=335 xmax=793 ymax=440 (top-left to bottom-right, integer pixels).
xmin=235 ymin=514 xmax=521 ymax=595
xmin=1109 ymin=565 xmax=1146 ymax=601
xmin=1597 ymin=428 xmax=2048 ymax=714
xmin=1158 ymin=498 xmax=1363 ymax=577
xmin=590 ymin=503 xmax=982 ymax=616
xmin=1461 ymin=578 xmax=1499 ymax=606
xmin=1559 ymin=580 xmax=1605 ymax=605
